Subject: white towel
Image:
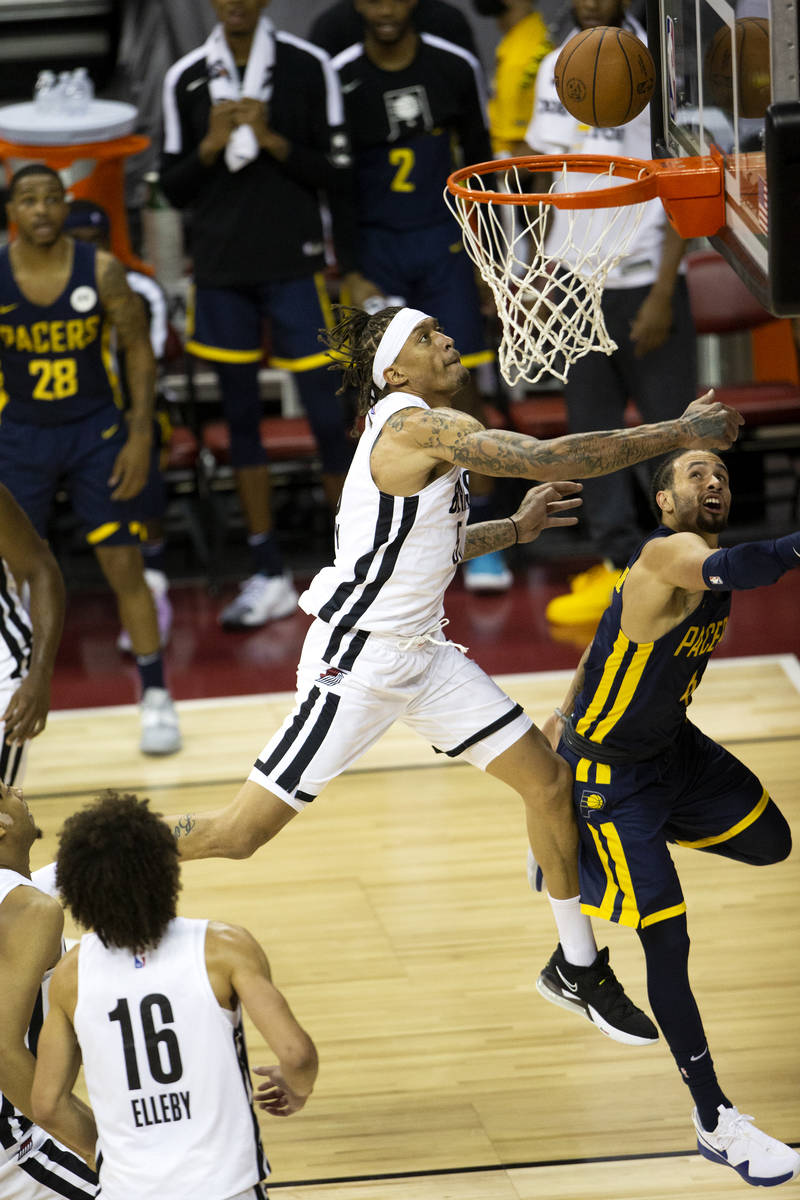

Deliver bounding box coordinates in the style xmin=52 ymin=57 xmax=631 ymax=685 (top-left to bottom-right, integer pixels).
xmin=204 ymin=15 xmax=275 ymax=173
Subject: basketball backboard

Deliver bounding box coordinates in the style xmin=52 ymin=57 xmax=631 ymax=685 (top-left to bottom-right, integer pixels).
xmin=646 ymin=0 xmax=800 ymax=315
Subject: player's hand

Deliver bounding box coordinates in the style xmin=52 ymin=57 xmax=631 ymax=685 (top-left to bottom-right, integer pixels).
xmin=237 ymin=98 xmax=290 ymax=160
xmin=511 ymin=481 xmax=582 ymax=544
xmin=341 ymin=271 xmax=386 ymax=311
xmin=679 ymin=390 xmax=743 ymax=449
xmin=200 ymin=100 xmax=239 ymax=161
xmin=109 ymin=433 xmax=151 ymax=501
xmin=629 ymin=289 xmax=673 ymax=357
xmin=252 ymin=1065 xmax=309 ymax=1116
xmin=2 ymin=669 xmax=50 ymax=744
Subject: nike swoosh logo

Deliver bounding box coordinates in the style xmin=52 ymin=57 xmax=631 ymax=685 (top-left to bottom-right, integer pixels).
xmin=341 ymin=79 xmax=362 ymax=94
xmin=794 ymin=548 xmax=800 ymax=559
xmin=555 ymin=965 xmax=579 ymax=993
xmin=187 ymin=77 xmax=208 ymax=92
xmin=0 ymin=303 xmax=18 ymax=313
xmin=690 ymin=1046 xmax=708 ymax=1062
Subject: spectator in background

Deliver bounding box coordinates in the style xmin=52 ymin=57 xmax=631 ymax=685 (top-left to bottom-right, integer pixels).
xmin=330 ymin=0 xmax=513 ymax=593
xmin=309 ymin=0 xmax=479 ymax=58
xmin=525 ymin=0 xmax=697 ymax=627
xmin=473 ymin=0 xmax=552 ymax=157
xmin=64 ymin=200 xmax=173 ymax=656
xmin=160 ymin=0 xmax=361 ymax=629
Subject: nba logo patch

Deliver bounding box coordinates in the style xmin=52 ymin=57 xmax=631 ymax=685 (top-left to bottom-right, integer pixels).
xmin=134 ymin=954 xmax=146 ymax=968
xmin=316 ymin=666 xmax=347 ymax=687
xmin=580 ymin=789 xmax=606 ymax=819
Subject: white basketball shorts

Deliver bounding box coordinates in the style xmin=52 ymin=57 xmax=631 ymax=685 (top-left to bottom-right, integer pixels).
xmin=248 ymin=618 xmax=532 ymax=811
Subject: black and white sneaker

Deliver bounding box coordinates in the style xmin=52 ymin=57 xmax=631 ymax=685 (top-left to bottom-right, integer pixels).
xmin=537 ymin=943 xmax=658 ymax=1046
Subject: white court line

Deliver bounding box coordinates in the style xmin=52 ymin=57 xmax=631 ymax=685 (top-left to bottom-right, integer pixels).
xmin=47 ymin=654 xmax=800 ymax=719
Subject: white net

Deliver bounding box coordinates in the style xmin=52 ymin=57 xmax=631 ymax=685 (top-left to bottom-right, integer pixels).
xmin=445 ymin=161 xmax=650 ymax=386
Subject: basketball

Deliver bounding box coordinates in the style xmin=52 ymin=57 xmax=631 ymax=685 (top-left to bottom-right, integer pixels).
xmin=554 ymin=26 xmax=656 ymax=127
xmin=704 ymin=17 xmax=771 ymax=119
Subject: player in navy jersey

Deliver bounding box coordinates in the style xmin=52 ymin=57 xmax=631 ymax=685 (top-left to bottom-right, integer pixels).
xmin=163 ymin=306 xmax=743 ymax=1052
xmin=537 ymin=449 xmax=799 ymax=1187
xmin=331 ymin=0 xmax=514 ymax=593
xmin=0 ymin=165 xmax=180 ymax=756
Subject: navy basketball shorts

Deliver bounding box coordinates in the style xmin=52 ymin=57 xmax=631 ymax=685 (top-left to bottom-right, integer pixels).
xmin=357 ymin=222 xmax=493 ymax=369
xmin=186 ymin=273 xmax=334 ymax=370
xmin=248 ymin=618 xmax=532 ymax=811
xmin=0 ymin=406 xmax=142 ymax=546
xmin=561 ymin=720 xmax=767 ymax=929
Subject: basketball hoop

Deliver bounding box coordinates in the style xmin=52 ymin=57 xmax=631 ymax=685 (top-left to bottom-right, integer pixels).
xmin=445 ymin=152 xmax=725 ymax=386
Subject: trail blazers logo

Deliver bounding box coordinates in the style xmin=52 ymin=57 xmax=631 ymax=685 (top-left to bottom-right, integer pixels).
xmin=316 ymin=666 xmax=348 ymax=687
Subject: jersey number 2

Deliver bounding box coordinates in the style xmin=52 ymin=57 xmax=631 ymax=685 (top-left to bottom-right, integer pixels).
xmin=108 ymin=994 xmax=184 ymax=1089
xmin=29 ymin=358 xmax=78 ymax=401
xmin=389 ymin=148 xmax=416 ymax=192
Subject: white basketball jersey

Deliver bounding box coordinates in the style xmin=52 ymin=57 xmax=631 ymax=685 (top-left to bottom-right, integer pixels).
xmin=73 ymin=917 xmax=268 ymax=1200
xmin=0 ymin=869 xmax=59 ymax=1152
xmin=0 ymin=558 xmax=32 ymax=687
xmin=300 ymin=393 xmax=470 ymax=636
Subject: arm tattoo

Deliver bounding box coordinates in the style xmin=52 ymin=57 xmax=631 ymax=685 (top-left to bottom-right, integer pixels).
xmin=464 ymin=519 xmax=515 ymax=559
xmin=173 ymin=814 xmax=197 ymax=840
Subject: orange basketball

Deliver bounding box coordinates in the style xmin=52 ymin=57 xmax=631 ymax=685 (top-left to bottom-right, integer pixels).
xmin=554 ymin=26 xmax=656 ymax=127
xmin=704 ymin=17 xmax=771 ymax=119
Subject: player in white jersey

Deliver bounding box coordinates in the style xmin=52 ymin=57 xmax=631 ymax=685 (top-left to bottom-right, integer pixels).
xmin=31 ymin=791 xmax=317 ymax=1200
xmin=0 ymin=782 xmax=98 ymax=1200
xmin=164 ymin=305 xmax=742 ymax=1046
xmin=0 ymin=485 xmax=65 ymax=786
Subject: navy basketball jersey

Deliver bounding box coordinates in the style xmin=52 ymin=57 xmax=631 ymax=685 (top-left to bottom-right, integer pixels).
xmin=568 ymin=527 xmax=731 ymax=761
xmin=0 ymin=240 xmax=121 ymax=425
xmin=333 ymin=34 xmax=491 ymax=231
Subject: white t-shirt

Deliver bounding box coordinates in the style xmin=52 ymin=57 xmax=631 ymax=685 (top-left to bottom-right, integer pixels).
xmin=73 ymin=917 xmax=268 ymax=1200
xmin=300 ymin=393 xmax=470 ymax=637
xmin=526 ymin=18 xmax=677 ymax=289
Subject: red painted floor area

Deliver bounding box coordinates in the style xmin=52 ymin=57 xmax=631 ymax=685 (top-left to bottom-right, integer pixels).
xmin=50 ymin=563 xmax=800 ymax=711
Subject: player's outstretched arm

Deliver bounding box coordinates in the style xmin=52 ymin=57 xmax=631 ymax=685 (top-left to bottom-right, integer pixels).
xmin=0 ymin=484 xmax=65 ymax=744
xmin=30 ymin=950 xmax=98 ymax=1166
xmin=641 ymin=528 xmax=800 ymax=593
xmin=463 ymin=481 xmax=582 ymax=560
xmin=393 ymin=391 xmax=742 ymax=484
xmin=206 ymin=923 xmax=318 ymax=1116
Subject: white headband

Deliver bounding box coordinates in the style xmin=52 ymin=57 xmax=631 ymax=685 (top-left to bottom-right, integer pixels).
xmin=371 ymin=307 xmax=431 ymax=390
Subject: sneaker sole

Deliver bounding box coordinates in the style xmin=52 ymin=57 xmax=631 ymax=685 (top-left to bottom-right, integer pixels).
xmin=464 ymin=577 xmax=513 ymax=593
xmin=219 ymin=598 xmax=298 ymax=628
xmin=140 ymin=737 xmax=182 ymax=756
xmin=536 ymin=974 xmax=658 ymax=1047
xmin=696 ymin=1140 xmax=799 ymax=1187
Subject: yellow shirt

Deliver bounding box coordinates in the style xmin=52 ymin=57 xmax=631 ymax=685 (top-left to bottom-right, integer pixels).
xmin=488 ymin=11 xmax=552 ymax=155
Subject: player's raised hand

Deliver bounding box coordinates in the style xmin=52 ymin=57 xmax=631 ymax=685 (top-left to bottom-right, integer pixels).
xmin=680 ymin=389 xmax=744 ymax=449
xmin=511 ymin=481 xmax=582 ymax=544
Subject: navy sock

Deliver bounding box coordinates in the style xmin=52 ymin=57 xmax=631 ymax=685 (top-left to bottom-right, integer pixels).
xmin=142 ymin=540 xmax=168 ymax=575
xmin=248 ymin=532 xmax=284 ymax=577
xmin=637 ymin=916 xmax=731 ymax=1132
xmin=136 ymin=651 xmax=165 ymax=692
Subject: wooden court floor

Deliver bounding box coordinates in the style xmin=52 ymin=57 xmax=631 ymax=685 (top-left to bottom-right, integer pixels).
xmin=26 ymin=655 xmax=800 ymax=1200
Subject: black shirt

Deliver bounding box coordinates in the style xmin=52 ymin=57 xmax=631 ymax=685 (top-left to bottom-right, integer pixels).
xmin=160 ymin=33 xmax=355 ymax=286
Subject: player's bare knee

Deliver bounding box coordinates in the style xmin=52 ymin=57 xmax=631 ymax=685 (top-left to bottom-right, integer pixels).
xmin=522 ymin=754 xmax=573 ymax=823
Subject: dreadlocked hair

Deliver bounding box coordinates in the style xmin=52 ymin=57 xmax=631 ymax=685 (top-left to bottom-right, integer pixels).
xmin=320 ymin=304 xmax=405 ymax=420
xmin=56 ymin=790 xmax=180 ymax=955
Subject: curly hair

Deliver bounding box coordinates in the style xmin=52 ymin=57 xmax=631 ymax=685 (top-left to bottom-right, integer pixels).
xmin=320 ymin=304 xmax=404 ymax=419
xmin=56 ymin=791 xmax=180 ymax=954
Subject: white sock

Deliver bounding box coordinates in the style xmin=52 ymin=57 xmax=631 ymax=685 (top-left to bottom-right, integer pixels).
xmin=547 ymin=894 xmax=597 ymax=967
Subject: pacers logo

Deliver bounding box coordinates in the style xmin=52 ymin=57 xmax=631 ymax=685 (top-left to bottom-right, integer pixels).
xmin=580 ymin=789 xmax=605 ymax=820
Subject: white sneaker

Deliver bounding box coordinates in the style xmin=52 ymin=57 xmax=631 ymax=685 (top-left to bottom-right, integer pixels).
xmin=219 ymin=573 xmax=298 ymax=629
xmin=118 ymin=569 xmax=173 ymax=654
xmin=139 ymin=687 xmax=181 ymax=756
xmin=693 ymin=1105 xmax=800 ymax=1186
